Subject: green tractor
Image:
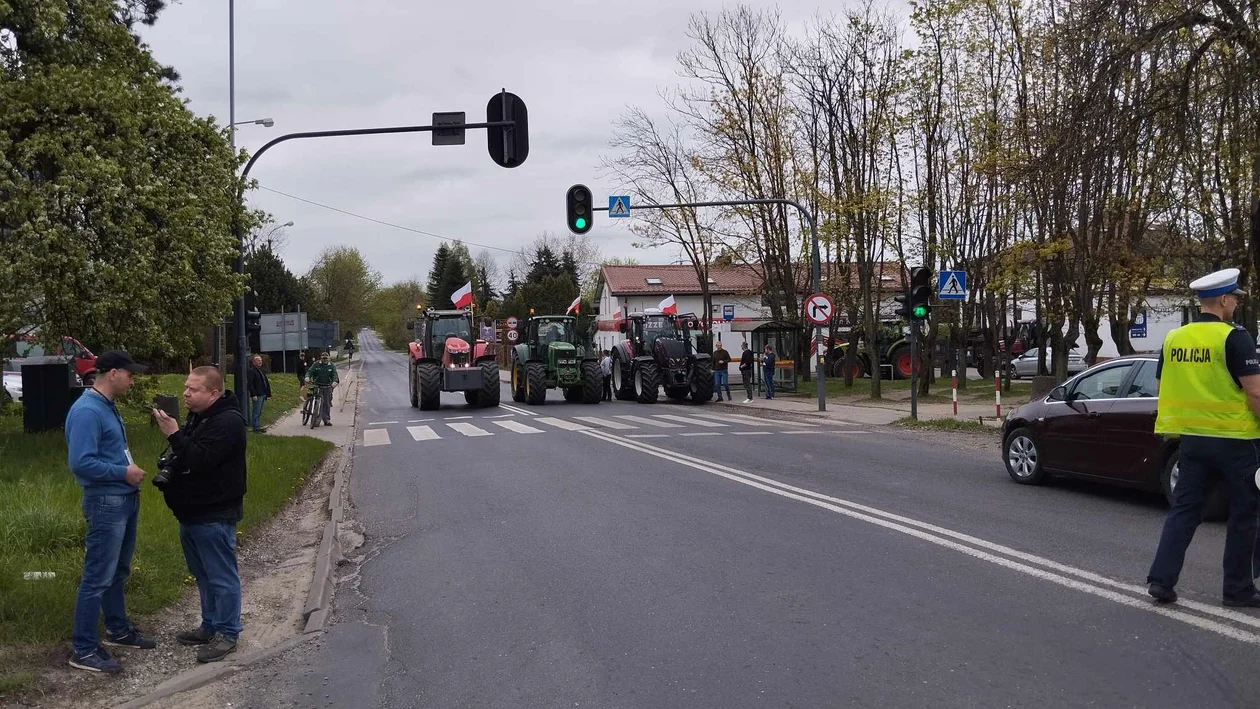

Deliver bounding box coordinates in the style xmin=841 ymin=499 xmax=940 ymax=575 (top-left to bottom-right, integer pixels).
xmin=509 ymin=315 xmax=602 ymax=405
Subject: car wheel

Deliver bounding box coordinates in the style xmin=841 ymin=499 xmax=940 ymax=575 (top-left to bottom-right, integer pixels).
xmin=1161 ymin=448 xmax=1229 ymax=521
xmin=1008 ymin=365 xmax=1020 ymax=381
xmin=1003 ymin=427 xmax=1046 ymax=485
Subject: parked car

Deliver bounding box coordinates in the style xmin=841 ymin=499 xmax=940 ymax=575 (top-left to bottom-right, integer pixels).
xmin=1 ymin=370 xmax=20 ymax=403
xmin=1 ymin=334 xmax=97 ymax=385
xmin=1001 ymin=354 xmax=1227 ymax=517
xmin=1008 ymin=347 xmax=1087 ymax=379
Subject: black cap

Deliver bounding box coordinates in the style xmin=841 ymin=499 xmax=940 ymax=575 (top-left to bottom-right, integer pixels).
xmin=95 ymin=350 xmax=148 ymax=374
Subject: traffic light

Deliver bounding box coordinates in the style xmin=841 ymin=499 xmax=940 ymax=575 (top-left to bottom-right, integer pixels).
xmin=245 ymin=308 xmax=262 ymax=334
xmin=894 ymin=289 xmax=912 ymax=320
xmin=567 ymin=184 xmax=593 ymax=235
xmin=909 ymin=266 xmax=933 ymax=321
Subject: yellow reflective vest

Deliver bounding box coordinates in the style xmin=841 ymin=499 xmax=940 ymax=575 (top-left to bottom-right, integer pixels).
xmin=1155 ymin=321 xmax=1260 ymax=439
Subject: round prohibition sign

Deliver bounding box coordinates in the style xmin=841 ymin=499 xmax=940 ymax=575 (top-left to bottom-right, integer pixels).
xmin=506 ymin=329 xmax=520 ymax=342
xmin=804 ymin=293 xmax=834 ymax=325
xmin=506 ymin=317 xmax=519 ymax=329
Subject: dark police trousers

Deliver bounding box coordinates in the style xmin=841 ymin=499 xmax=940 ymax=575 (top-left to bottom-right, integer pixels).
xmin=1147 ymin=435 xmax=1260 ymax=600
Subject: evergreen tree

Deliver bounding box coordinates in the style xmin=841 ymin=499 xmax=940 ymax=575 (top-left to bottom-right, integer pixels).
xmin=425 ymin=243 xmax=452 ymax=306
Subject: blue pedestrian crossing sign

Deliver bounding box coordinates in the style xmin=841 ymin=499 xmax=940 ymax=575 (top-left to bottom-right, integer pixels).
xmin=938 ymin=270 xmax=966 ymax=300
xmin=609 ymin=196 xmax=631 ymax=218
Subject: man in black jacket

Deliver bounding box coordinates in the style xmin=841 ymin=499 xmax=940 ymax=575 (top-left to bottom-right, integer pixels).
xmin=247 ymin=355 xmax=271 ymax=433
xmin=152 ymin=366 xmax=247 ymax=663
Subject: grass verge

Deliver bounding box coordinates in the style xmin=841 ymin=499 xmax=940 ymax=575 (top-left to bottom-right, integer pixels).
xmin=0 ymin=371 xmax=332 ymax=693
xmin=891 ymin=416 xmax=1000 ymax=434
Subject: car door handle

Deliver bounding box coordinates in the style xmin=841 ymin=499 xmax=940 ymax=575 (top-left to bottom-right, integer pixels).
xmin=1087 ymin=411 xmax=1101 ymax=419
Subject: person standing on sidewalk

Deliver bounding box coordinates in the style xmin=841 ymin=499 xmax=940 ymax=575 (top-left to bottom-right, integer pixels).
xmin=762 ymin=345 xmax=777 ymax=399
xmin=306 ymin=351 xmax=340 ymax=425
xmin=1146 ymin=268 xmax=1260 ymax=608
xmin=739 ymin=342 xmax=755 ymax=403
xmin=152 ymin=366 xmax=248 ymax=662
xmin=600 ymin=350 xmax=613 ymax=401
xmin=65 ymin=351 xmax=157 ymax=674
xmin=247 ymin=355 xmax=271 ymax=434
xmin=296 ymin=351 xmax=309 ymax=385
xmin=712 ymin=341 xmax=732 ymax=401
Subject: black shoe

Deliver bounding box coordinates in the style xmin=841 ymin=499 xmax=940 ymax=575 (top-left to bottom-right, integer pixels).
xmin=68 ymin=648 xmax=122 ymax=674
xmin=1223 ymin=593 xmax=1260 ymax=608
xmin=1148 ymin=583 xmax=1177 ymax=604
xmin=103 ymin=628 xmax=157 ymax=649
xmin=176 ymin=627 xmax=215 ymax=646
xmin=196 ymin=634 xmax=238 ymax=663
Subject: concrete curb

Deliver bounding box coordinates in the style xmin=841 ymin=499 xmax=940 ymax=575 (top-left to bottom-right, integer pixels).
xmin=112 ymin=634 xmax=316 ymax=709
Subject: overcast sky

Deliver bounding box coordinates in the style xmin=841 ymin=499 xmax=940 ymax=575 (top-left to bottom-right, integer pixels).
xmin=140 ymin=0 xmax=872 ymax=287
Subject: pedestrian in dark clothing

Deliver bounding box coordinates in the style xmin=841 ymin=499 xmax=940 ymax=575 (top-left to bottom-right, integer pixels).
xmin=739 ymin=343 xmax=755 ymax=403
xmin=712 ymin=342 xmax=732 ymax=401
xmin=247 ymin=355 xmax=271 ymax=433
xmin=152 ymin=367 xmax=248 ymax=663
xmin=65 ymin=351 xmax=157 ymax=674
xmin=296 ymin=352 xmax=309 ymax=385
xmin=762 ymin=345 xmax=776 ymax=399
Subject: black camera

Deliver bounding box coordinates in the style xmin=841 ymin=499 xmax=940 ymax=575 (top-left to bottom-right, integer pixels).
xmin=152 ymin=449 xmax=184 ymax=490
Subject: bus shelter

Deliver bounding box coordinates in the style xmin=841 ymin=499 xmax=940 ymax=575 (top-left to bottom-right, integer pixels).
xmin=730 ymin=320 xmax=800 ymax=395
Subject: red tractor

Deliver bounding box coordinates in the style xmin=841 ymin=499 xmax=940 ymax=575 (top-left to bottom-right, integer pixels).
xmin=609 ymin=309 xmax=713 ymax=404
xmin=406 ymin=308 xmax=500 ymax=410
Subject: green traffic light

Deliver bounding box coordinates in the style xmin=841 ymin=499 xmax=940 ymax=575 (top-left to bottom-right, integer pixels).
xmin=575 ymin=217 xmax=587 ymax=230
xmin=913 ymin=305 xmax=928 ymax=318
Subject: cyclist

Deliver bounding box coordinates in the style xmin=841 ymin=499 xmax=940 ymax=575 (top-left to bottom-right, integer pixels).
xmin=304 ymin=350 xmax=339 ymax=426
xmin=344 ymin=333 xmax=356 ymax=361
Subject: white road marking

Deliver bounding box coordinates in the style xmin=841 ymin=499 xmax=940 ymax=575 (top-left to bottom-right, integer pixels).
xmin=447 ymin=422 xmax=492 ymax=437
xmin=782 ymin=430 xmax=824 ymax=435
xmin=363 ymin=429 xmax=392 ymax=447
xmin=690 ymin=411 xmax=818 ymax=428
xmin=573 ymin=416 xmax=638 ymax=430
xmin=730 ymin=431 xmax=774 ymax=436
xmin=484 ymin=413 xmax=516 ymax=419
xmin=579 ymin=428 xmax=1260 ymax=645
xmin=680 ymin=432 xmax=723 ymax=437
xmin=614 ymin=415 xmax=683 ymax=429
xmin=625 ymin=434 xmax=669 ymax=439
xmin=367 ymin=421 xmax=399 ymax=426
xmin=407 ymin=425 xmax=439 ymax=441
xmin=408 ymin=419 xmax=434 ymax=423
xmin=534 ymin=417 xmax=591 ymax=431
xmin=499 ymin=404 xmax=536 ymax=417
xmin=652 ymin=414 xmax=728 ymax=428
xmin=447 ymin=415 xmax=473 ymax=420
xmin=493 ymin=420 xmax=544 ymax=434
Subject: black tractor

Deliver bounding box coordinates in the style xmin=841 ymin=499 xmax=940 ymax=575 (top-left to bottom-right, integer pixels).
xmin=608 ymin=309 xmax=713 ymax=404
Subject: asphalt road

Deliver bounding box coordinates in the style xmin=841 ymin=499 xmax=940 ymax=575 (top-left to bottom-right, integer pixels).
xmin=221 ymin=330 xmax=1260 ymax=708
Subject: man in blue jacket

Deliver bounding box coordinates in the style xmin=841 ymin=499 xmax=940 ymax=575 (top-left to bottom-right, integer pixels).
xmin=65 ymin=351 xmax=157 ymax=674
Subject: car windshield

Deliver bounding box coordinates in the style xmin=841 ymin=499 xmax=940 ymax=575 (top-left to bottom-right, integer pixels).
xmin=431 ymin=317 xmax=471 ymax=343
xmin=536 ymin=320 xmax=571 ymax=345
xmin=642 ymin=315 xmax=681 ymax=349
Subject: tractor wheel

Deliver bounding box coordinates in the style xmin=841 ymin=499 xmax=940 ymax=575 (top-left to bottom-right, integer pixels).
xmin=634 ymin=361 xmax=659 ymax=404
xmin=612 ymin=357 xmax=635 ymax=401
xmin=890 ymin=346 xmax=914 ymax=380
xmin=511 ymin=363 xmax=526 ymax=402
xmin=478 ymin=360 xmax=500 ymax=407
xmin=417 ymin=362 xmax=441 ymax=411
xmin=666 ymin=387 xmax=690 ymax=402
xmin=525 ymin=361 xmax=547 ymax=405
xmin=690 ymin=359 xmax=714 ymax=403
xmin=581 ymin=361 xmax=602 ymax=404
xmin=409 ymin=362 xmax=419 ymax=408
xmin=832 ymin=357 xmax=866 ymax=379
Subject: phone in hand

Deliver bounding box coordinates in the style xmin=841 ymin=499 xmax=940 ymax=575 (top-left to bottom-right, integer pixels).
xmin=152 ymin=394 xmax=180 ymax=421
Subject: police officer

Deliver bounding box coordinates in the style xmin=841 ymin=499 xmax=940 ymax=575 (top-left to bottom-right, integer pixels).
xmin=1147 ymin=267 xmax=1260 ymax=607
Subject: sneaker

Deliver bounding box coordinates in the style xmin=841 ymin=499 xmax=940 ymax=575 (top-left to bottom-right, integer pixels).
xmin=176 ymin=627 xmax=215 ymax=646
xmin=742 ymin=399 xmax=752 ymax=404
xmin=1148 ymin=583 xmax=1177 ymax=604
xmin=196 ymin=634 xmax=238 ymax=663
xmin=69 ymin=649 xmax=122 ymax=674
xmin=1223 ymin=593 xmax=1260 ymax=608
xmin=103 ymin=628 xmax=157 ymax=649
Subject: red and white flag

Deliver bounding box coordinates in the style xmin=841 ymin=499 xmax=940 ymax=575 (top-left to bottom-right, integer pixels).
xmin=451 ymin=281 xmax=473 ymax=309
xmin=566 ymin=296 xmax=581 ymax=315
xmin=658 ymin=294 xmax=677 ymax=315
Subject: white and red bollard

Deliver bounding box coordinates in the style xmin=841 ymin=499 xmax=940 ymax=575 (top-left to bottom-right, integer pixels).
xmin=994 ymin=372 xmax=1002 ymax=418
xmin=951 ymin=369 xmax=958 ymax=417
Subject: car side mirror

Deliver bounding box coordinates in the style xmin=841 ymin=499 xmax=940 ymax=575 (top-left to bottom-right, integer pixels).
xmin=618 ymin=322 xmax=627 ymax=333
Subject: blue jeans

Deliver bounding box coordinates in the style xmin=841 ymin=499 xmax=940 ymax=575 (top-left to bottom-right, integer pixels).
xmin=713 ymin=370 xmax=730 ymax=399
xmin=180 ymin=522 xmax=243 ymax=641
xmin=763 ymin=367 xmax=775 ymax=398
xmin=251 ymin=395 xmax=267 ymax=430
xmin=73 ymin=492 xmax=139 ymax=656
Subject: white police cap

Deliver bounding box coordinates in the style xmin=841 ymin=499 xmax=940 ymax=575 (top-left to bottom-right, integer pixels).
xmin=1190 ymin=268 xmax=1246 ymax=298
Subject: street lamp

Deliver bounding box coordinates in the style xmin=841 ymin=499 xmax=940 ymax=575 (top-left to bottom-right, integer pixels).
xmin=233 ymin=117 xmax=275 ymax=128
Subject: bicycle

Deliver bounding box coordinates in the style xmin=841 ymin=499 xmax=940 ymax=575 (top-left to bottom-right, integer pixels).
xmin=307 ymin=383 xmax=333 ymax=429
xmin=300 ymin=385 xmax=318 ymax=427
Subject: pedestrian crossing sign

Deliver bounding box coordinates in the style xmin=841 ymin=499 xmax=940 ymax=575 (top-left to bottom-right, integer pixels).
xmin=938 ymin=270 xmax=966 ymax=300
xmin=609 ymin=196 xmax=631 ymax=218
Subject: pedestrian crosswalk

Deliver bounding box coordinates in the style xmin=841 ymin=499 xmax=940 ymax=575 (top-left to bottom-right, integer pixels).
xmin=358 ymin=411 xmax=859 ymax=447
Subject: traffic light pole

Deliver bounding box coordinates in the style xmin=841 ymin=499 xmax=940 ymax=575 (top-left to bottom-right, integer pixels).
xmin=909 ymin=314 xmax=919 ymax=421
xmin=231 ymin=118 xmax=519 ymax=417
xmin=594 ymin=197 xmax=826 ymax=412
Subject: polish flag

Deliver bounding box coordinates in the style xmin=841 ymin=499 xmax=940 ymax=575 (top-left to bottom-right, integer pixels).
xmin=566 ymin=296 xmax=581 ymax=315
xmin=658 ymin=295 xmax=677 ymax=315
xmin=451 ymin=281 xmax=473 ymax=309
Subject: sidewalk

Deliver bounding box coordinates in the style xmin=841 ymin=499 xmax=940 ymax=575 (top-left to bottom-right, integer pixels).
xmin=266 ymin=361 xmax=362 ymax=447
xmin=718 ymin=389 xmax=1013 ymax=427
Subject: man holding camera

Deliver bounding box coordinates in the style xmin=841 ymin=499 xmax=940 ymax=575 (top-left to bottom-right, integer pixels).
xmin=152 ymin=366 xmax=247 ymax=663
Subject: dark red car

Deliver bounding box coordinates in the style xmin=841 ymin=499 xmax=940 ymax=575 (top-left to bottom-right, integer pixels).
xmin=1001 ymin=354 xmax=1226 ymax=515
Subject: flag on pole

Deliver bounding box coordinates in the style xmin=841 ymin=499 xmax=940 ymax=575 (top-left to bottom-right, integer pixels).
xmin=451 ymin=281 xmax=473 ymax=309
xmin=566 ymin=296 xmax=581 ymax=315
xmin=659 ymin=295 xmax=677 ymax=314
